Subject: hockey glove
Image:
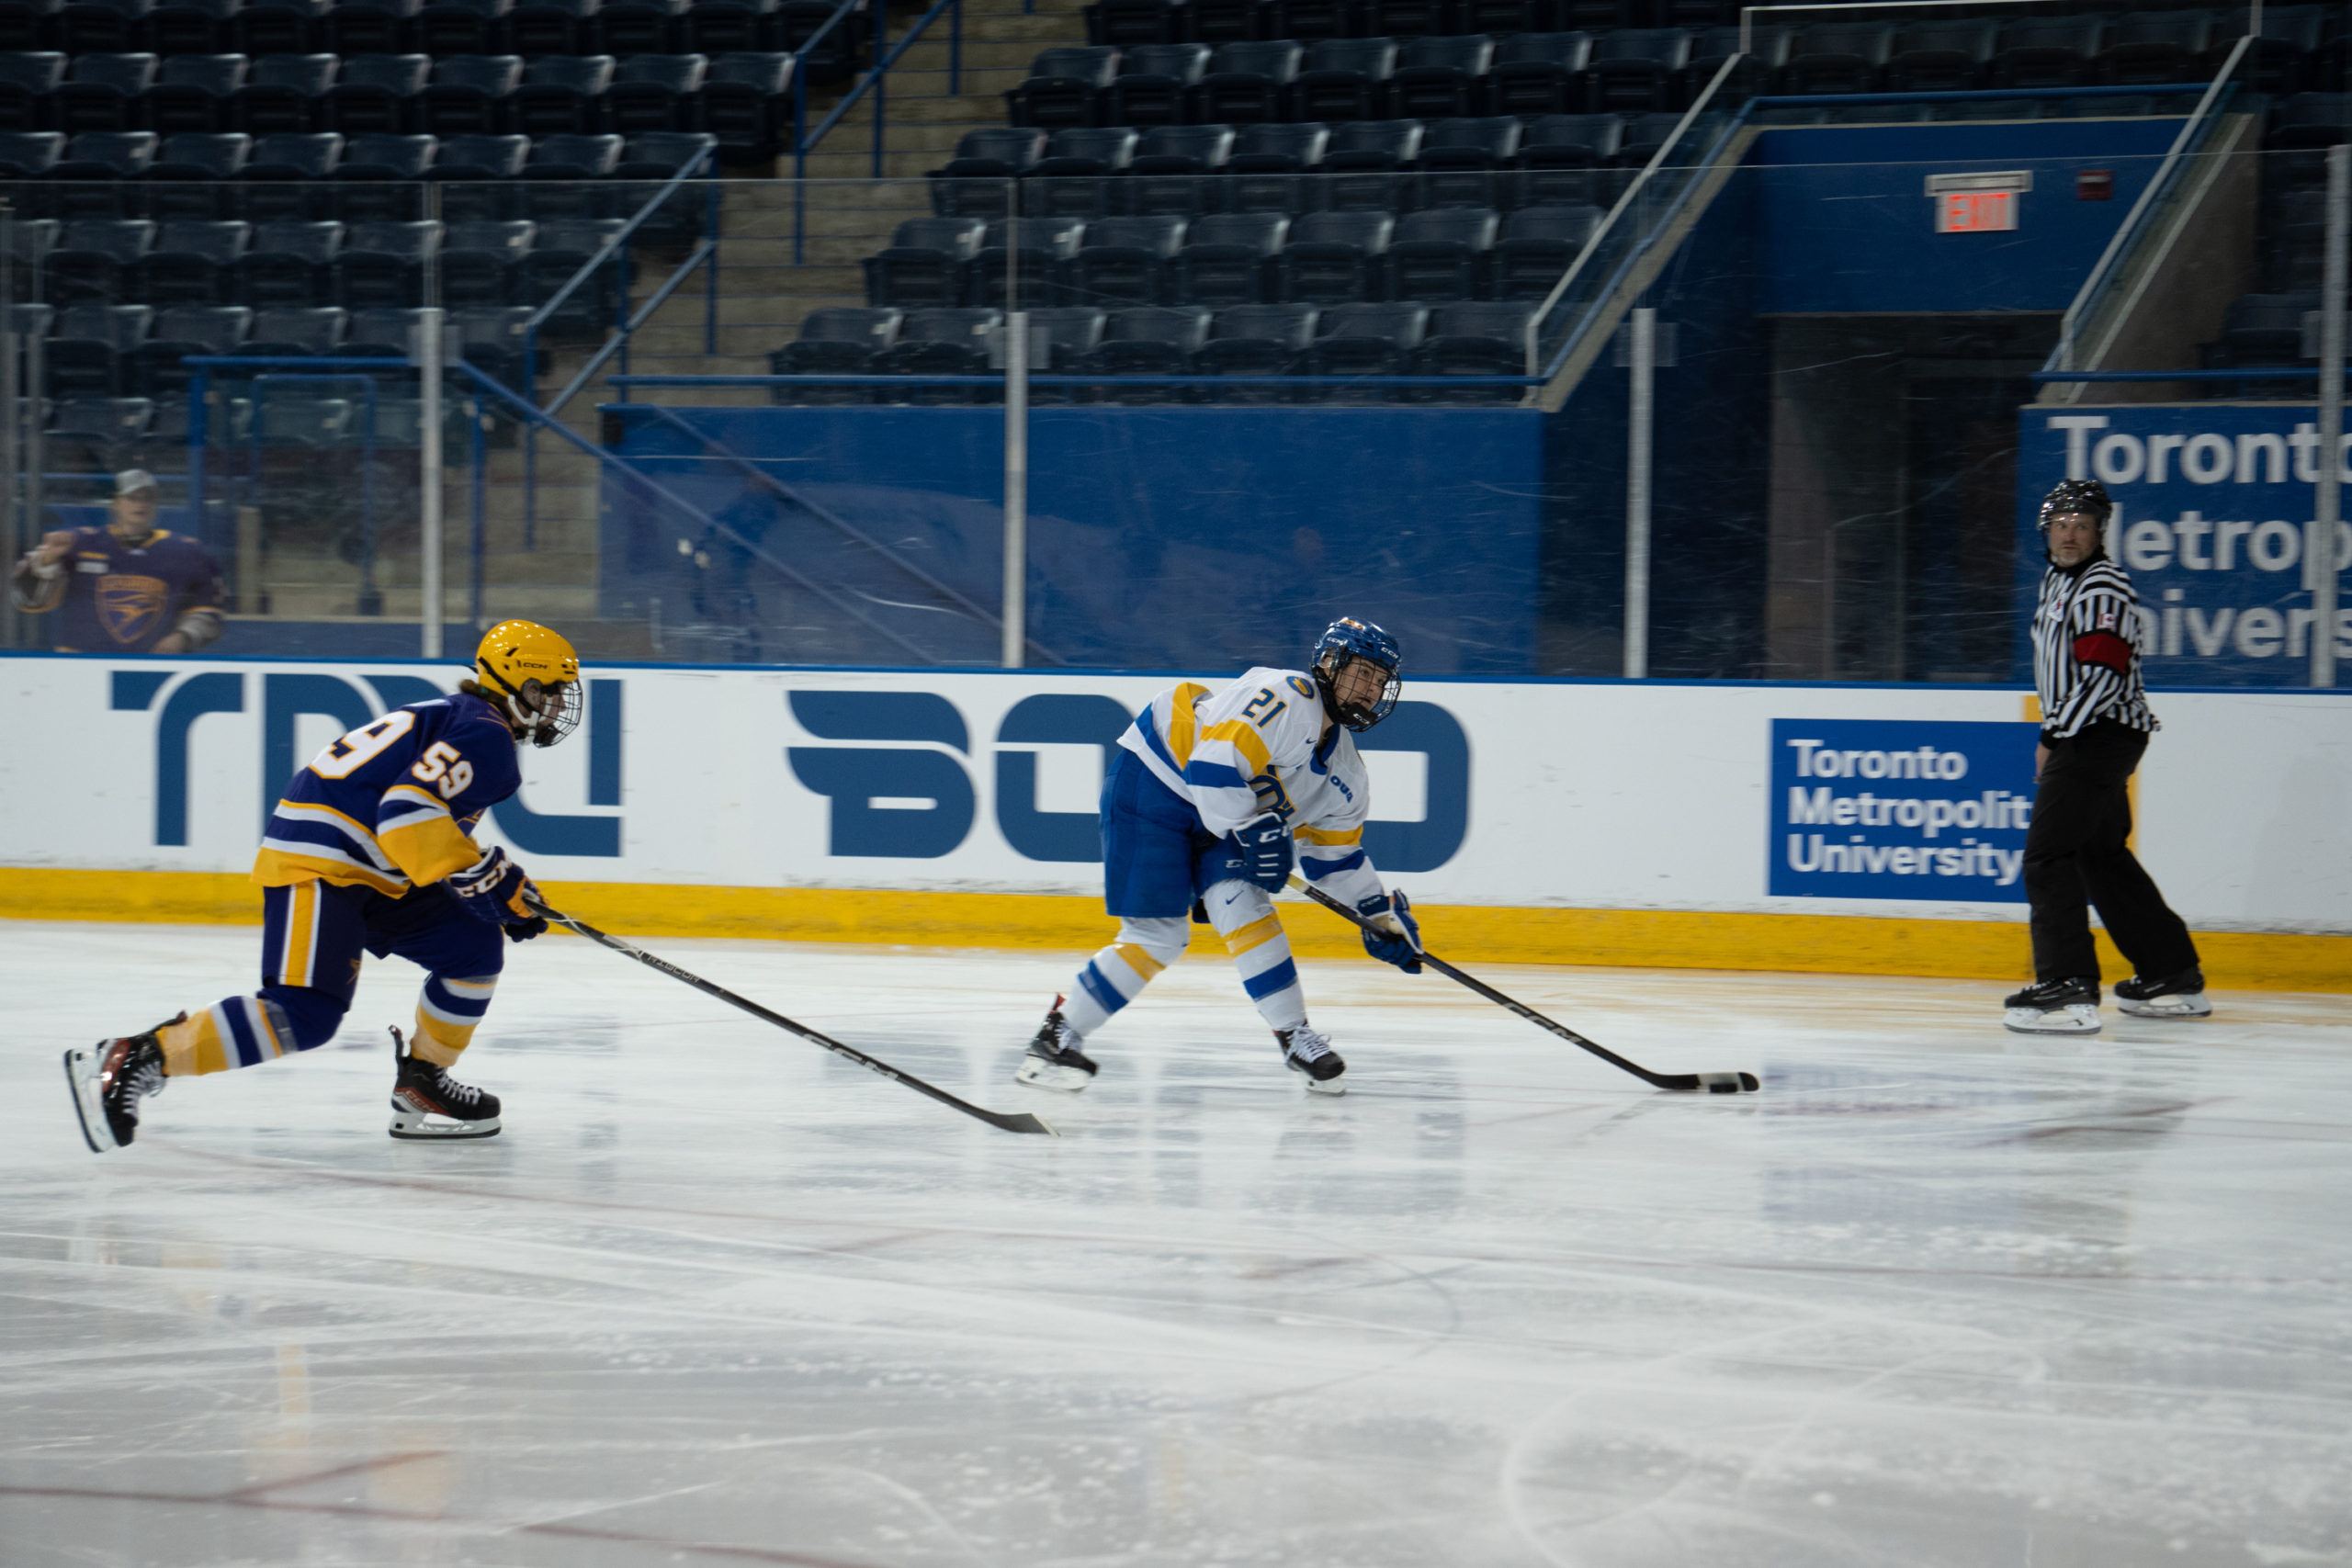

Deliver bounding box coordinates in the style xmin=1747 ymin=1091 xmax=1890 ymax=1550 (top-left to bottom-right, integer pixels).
xmin=1357 ymin=889 xmax=1422 ymax=973
xmin=447 ymin=846 xmax=537 ymax=929
xmin=1225 ymin=812 xmax=1295 ymax=894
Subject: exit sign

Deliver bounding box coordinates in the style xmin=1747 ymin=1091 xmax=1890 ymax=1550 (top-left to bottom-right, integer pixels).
xmin=1926 ymin=170 xmax=2033 ymax=234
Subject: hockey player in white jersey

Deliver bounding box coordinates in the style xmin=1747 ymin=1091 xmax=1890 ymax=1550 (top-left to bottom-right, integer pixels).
xmin=1017 ymin=616 xmax=1424 ymax=1097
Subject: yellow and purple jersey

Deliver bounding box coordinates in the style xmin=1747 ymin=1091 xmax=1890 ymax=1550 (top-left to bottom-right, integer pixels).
xmin=43 ymin=526 xmax=223 ymax=653
xmin=254 ymin=693 xmax=522 ymax=897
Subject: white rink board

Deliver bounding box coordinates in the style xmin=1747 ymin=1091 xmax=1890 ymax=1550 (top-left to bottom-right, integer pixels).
xmin=0 ymin=655 xmax=2346 ymax=932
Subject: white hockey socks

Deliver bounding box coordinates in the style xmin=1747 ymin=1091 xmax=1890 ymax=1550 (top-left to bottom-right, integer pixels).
xmin=1203 ymin=881 xmax=1309 ymax=1032
xmin=1063 ymin=917 xmax=1191 ymax=1038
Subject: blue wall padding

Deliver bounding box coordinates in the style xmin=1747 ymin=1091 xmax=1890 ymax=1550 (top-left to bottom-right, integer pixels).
xmin=1747 ymin=118 xmax=2186 ymax=314
xmin=603 ymin=405 xmax=1546 ymax=675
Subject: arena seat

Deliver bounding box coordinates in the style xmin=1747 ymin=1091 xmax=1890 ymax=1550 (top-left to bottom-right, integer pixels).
xmin=1385 ymin=204 xmax=1492 ymax=301
xmin=1026 ymin=126 xmax=1137 ymax=219
xmin=58 ymin=0 xmax=153 ymax=56
xmin=127 ymin=299 xmax=246 ymax=393
xmin=1582 ymin=28 xmax=1688 ymax=114
xmin=415 ymin=0 xmax=507 ymax=55
xmin=416 ymin=51 xmax=520 ymax=136
xmin=1071 ymin=212 xmax=1185 ymax=305
xmin=237 ymin=217 xmax=341 ymax=304
xmin=1262 ymin=0 xmax=1344 ymax=45
xmin=241 ymin=301 xmax=346 ymax=355
xmin=1181 ymin=0 xmax=1253 ymax=47
xmin=1194 ymin=299 xmax=1315 ymax=400
xmin=516 ymin=213 xmax=620 ymax=334
xmin=677 ymin=0 xmax=769 ymax=59
xmin=1080 ymin=303 xmax=1208 ymax=401
xmin=48 ymin=393 xmax=156 ymax=459
xmin=448 ymin=302 xmax=535 ymax=391
xmin=871 ymin=306 xmax=1001 ymax=405
xmin=1101 ymin=41 xmax=1204 ymax=128
xmin=1781 ymin=19 xmax=1895 ymax=95
xmin=509 ymin=51 xmax=609 ymax=134
xmin=1987 ymin=16 xmax=2101 ymax=91
xmin=441 ymin=216 xmax=532 ymax=304
xmin=1224 ymin=119 xmax=1324 ymax=214
xmin=863 ymin=215 xmax=986 ymax=309
xmin=929 ymin=125 xmax=1046 ymax=218
xmin=143 ymin=0 xmax=241 ymax=55
xmin=2095 ymin=11 xmax=2211 ymax=87
xmin=229 ymin=51 xmax=334 ymax=134
xmin=1193 ymin=40 xmax=1300 ymax=126
xmin=143 ymin=128 xmax=248 ymax=218
xmin=1173 ymin=209 xmax=1286 ymax=303
xmin=1414 ymin=113 xmax=1518 ymax=209
xmin=1125 ymin=122 xmax=1233 ymax=216
xmin=1300 ymin=299 xmax=1424 ymax=400
xmin=773 ymin=0 xmax=862 ymax=83
xmin=1388 ymin=32 xmax=1490 ymax=119
xmin=1318 ymin=117 xmax=1419 ymax=210
xmin=427 ymin=129 xmax=526 ymax=219
xmin=767 ymin=304 xmax=899 ymax=403
xmin=141 ymin=51 xmax=244 ymax=133
xmin=0 ymin=50 xmax=62 ymax=130
xmin=602 ymin=51 xmax=703 ymax=134
xmin=615 ymin=127 xmax=711 ymax=243
xmin=329 ymin=216 xmax=438 ymax=307
xmin=239 ymin=130 xmax=342 ymax=226
xmin=1412 ymin=298 xmax=1529 ymax=400
xmin=227 ymin=0 xmax=325 ymax=55
xmin=46 ymin=300 xmax=152 ymax=394
xmin=1487 ymin=201 xmax=1597 ymax=299
xmin=48 ymin=215 xmax=154 ymax=299
xmin=699 ymin=51 xmax=791 ymax=159
xmin=1007 ymin=45 xmax=1119 ymax=130
xmin=130 ymin=216 xmax=245 ymax=301
xmin=55 ymin=51 xmax=156 ymax=135
xmin=1485 ymin=31 xmax=1589 ymax=117
xmin=1274 ymin=207 xmax=1390 ymax=303
xmin=322 ymin=51 xmax=431 ymax=136
xmin=322 ymin=0 xmax=423 ymax=57
xmin=1882 ymin=17 xmax=1995 ymax=94
xmin=1294 ymin=38 xmax=1396 ymax=124
xmin=503 ymin=0 xmax=596 ymax=56
xmin=517 ymin=128 xmax=617 ymax=218
xmin=330 ymin=130 xmax=434 ymax=221
xmin=1023 ymin=303 xmax=1107 ymax=400
xmin=1080 ymin=0 xmax=1172 ymax=50
xmin=969 ymin=213 xmax=1085 ymax=308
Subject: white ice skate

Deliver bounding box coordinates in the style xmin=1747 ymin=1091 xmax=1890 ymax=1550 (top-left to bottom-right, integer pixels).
xmin=2003 ymin=977 xmax=2102 ymax=1036
xmin=1014 ymin=998 xmax=1099 ymax=1093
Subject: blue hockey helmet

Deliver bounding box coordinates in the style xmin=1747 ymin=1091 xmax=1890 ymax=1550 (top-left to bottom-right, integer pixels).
xmin=1310 ymin=616 xmax=1402 ymax=731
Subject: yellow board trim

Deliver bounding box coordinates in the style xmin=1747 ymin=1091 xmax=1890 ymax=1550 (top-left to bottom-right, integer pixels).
xmin=2 ymin=868 xmax=2344 ymax=992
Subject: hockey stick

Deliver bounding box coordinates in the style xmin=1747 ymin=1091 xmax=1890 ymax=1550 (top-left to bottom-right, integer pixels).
xmin=525 ymin=897 xmax=1057 ymax=1136
xmin=1286 ymin=878 xmax=1760 ymax=1095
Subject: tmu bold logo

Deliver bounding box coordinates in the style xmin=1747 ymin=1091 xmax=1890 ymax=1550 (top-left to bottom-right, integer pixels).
xmin=1769 ymin=719 xmax=2036 ymax=903
xmin=786 ymin=690 xmax=1470 ymax=872
xmin=112 ymin=668 xmax=625 ymax=855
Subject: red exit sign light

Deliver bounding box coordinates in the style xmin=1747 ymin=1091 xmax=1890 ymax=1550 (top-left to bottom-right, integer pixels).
xmin=1927 ymin=170 xmax=2033 ymax=233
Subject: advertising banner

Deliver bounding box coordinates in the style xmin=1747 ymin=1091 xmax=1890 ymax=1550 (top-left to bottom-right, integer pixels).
xmin=1 ymin=657 xmax=2345 ymax=934
xmin=2016 ymin=406 xmax=2352 ymax=685
xmin=1768 ymin=719 xmax=2038 ymax=902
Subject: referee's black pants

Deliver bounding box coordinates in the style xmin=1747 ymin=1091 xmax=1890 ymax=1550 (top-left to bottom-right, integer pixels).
xmin=2023 ymin=719 xmax=2199 ymax=984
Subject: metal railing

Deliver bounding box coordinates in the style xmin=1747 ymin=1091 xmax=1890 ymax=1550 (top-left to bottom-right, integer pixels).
xmin=792 ymin=0 xmax=965 ymax=263
xmin=2050 ymin=32 xmax=2256 ymax=376
xmin=1522 ymin=51 xmax=1753 ymax=382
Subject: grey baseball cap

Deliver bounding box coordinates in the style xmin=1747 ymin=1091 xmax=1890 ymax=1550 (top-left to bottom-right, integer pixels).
xmin=113 ymin=468 xmax=162 ymax=497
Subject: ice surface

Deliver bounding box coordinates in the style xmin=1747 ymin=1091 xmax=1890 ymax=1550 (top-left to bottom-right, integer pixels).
xmin=3 ymin=918 xmax=2349 ymax=1568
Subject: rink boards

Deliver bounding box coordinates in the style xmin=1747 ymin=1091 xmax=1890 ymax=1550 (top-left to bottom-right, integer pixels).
xmin=1 ymin=655 xmax=2346 ymax=987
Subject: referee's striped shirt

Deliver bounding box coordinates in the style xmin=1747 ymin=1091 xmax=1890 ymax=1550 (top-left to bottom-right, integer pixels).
xmin=2033 ymin=555 xmax=2157 ymax=741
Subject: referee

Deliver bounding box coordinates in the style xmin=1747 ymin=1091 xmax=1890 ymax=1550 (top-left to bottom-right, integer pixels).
xmin=2005 ymin=478 xmax=2209 ymax=1035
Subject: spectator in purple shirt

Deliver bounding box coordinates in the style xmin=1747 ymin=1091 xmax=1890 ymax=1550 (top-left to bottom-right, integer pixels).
xmin=11 ymin=470 xmax=224 ymax=654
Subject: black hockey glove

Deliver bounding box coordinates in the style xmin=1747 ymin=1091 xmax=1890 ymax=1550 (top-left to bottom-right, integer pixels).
xmin=1358 ymin=890 xmax=1421 ymax=973
xmin=447 ymin=846 xmax=536 ymax=928
xmin=503 ymin=911 xmax=548 ymax=942
xmin=1225 ymin=812 xmax=1295 ymax=893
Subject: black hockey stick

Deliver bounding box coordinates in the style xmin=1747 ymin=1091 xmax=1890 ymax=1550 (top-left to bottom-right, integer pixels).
xmin=526 ymin=897 xmax=1057 ymax=1136
xmin=1287 ymin=878 xmax=1759 ymax=1095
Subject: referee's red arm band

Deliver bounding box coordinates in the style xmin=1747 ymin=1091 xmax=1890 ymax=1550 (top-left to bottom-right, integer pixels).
xmin=2072 ymin=630 xmax=2135 ymax=675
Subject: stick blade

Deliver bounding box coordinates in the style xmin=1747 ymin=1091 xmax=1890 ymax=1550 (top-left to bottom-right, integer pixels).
xmin=985 ymin=1109 xmax=1060 ymax=1136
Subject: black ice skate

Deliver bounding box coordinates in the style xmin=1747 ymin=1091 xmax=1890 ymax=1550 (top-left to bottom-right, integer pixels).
xmin=1014 ymin=998 xmax=1099 ymax=1093
xmin=62 ymin=1015 xmax=177 ymax=1153
xmin=1276 ymin=1023 xmax=1347 ymax=1095
xmin=2002 ymin=977 xmax=2101 ymax=1036
xmin=388 ymin=1027 xmax=503 ymax=1139
xmin=2114 ymin=967 xmax=2211 ymax=1020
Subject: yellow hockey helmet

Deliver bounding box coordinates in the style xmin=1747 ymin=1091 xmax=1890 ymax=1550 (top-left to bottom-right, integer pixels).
xmin=473 ymin=619 xmax=582 ymax=748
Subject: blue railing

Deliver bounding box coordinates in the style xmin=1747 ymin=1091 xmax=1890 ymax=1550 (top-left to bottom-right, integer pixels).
xmin=791 ymin=0 xmax=964 ymax=263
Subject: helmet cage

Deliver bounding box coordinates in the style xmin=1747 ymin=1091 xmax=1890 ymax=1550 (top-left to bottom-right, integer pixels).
xmin=1310 ymin=617 xmax=1403 ymax=732
xmin=481 ymin=665 xmax=582 ymax=748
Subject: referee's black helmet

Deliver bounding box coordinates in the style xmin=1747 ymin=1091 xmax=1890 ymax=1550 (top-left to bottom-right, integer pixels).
xmin=2038 ymin=478 xmax=2114 ymax=530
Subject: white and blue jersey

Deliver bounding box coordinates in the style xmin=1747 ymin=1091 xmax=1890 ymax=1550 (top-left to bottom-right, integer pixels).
xmin=1107 ymin=667 xmax=1388 ymax=917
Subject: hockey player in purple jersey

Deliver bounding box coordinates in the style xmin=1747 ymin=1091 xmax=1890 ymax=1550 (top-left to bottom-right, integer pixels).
xmin=64 ymin=621 xmax=584 ymax=1152
xmin=1017 ymin=617 xmax=1425 ymax=1098
xmin=9 ymin=469 xmax=225 ymax=654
